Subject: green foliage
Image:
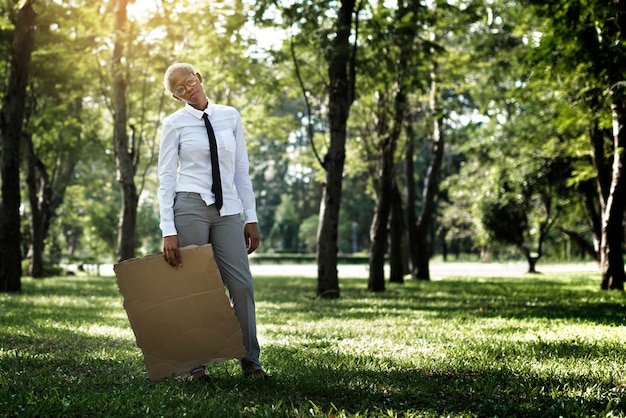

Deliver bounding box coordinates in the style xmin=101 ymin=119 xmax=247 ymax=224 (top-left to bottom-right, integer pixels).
xmin=135 ymin=195 xmax=162 ymax=256
xmin=1 ymin=271 xmax=625 ymax=416
xmin=480 ymin=187 xmax=528 ymax=247
xmin=438 ymin=0 xmax=601 ymax=265
xmin=299 ymin=214 xmax=319 ymax=253
xmin=269 ymin=194 xmax=300 ymax=251
xmin=58 ymin=156 xmax=121 ymax=264
xmin=2 ymin=0 xmax=622 ymax=279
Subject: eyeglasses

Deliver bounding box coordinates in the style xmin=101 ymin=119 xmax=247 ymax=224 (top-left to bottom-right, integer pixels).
xmin=173 ymin=75 xmax=198 ymax=96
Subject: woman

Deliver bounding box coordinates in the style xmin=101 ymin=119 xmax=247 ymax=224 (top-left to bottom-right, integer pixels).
xmin=157 ymin=62 xmax=267 ymax=381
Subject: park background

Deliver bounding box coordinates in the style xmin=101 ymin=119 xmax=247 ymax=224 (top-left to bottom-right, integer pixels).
xmin=1 ymin=1 xmax=626 ymax=416
xmin=1 ymin=0 xmax=625 ymax=293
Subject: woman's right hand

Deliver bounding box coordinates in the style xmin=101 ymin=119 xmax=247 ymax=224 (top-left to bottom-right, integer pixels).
xmin=163 ymin=235 xmax=182 ymax=268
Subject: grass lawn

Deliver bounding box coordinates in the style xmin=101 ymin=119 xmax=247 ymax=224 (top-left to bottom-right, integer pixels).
xmin=1 ymin=269 xmax=625 ymax=417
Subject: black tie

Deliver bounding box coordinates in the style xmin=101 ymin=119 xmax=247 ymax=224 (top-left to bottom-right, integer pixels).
xmin=202 ymin=113 xmax=223 ymax=211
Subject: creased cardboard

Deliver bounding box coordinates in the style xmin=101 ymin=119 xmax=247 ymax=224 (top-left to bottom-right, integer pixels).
xmin=114 ymin=244 xmax=247 ymax=380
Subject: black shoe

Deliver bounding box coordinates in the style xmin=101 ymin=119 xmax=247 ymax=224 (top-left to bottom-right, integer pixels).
xmin=245 ymin=369 xmax=270 ymax=380
xmin=191 ymin=374 xmax=211 ymax=383
xmin=190 ymin=367 xmax=210 ymax=383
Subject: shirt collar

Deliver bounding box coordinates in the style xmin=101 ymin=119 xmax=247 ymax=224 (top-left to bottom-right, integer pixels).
xmin=184 ymin=98 xmax=212 ymax=119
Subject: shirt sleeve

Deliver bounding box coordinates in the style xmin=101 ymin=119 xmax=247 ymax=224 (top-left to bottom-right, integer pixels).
xmin=157 ymin=119 xmax=180 ymax=237
xmin=232 ymin=109 xmax=258 ymax=224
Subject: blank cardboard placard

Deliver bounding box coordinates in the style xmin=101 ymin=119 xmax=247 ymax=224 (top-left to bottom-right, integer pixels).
xmin=114 ymin=244 xmax=247 ymax=380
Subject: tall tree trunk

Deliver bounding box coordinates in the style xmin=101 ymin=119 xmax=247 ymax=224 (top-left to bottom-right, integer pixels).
xmin=367 ymin=136 xmax=394 ymax=292
xmin=368 ymin=207 xmax=388 ymax=292
xmin=368 ymin=0 xmax=419 ymax=290
xmin=111 ymin=0 xmax=138 ymax=262
xmin=389 ymin=181 xmax=406 ymax=284
xmin=599 ymin=1 xmax=626 ymax=290
xmin=368 ymin=90 xmax=406 ymax=292
xmin=412 ymin=71 xmax=444 ymax=281
xmin=589 ymin=110 xmax=615 ymax=267
xmin=0 ymin=0 xmax=35 ymax=291
xmin=25 ymin=132 xmax=47 ymax=278
xmin=404 ymin=115 xmax=419 ymax=273
xmin=579 ymin=178 xmax=602 ymax=260
xmin=316 ymin=0 xmax=357 ymax=299
xmin=600 ymin=90 xmax=626 ymax=290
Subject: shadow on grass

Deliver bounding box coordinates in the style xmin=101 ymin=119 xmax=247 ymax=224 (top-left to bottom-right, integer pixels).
xmin=180 ymin=344 xmax=623 ymax=417
xmin=2 ymin=333 xmax=623 ymax=417
xmin=6 ymin=275 xmax=122 ymax=298
xmin=10 ymin=274 xmax=624 ymax=327
xmin=2 ymin=273 xmax=624 ymax=416
xmin=255 ymin=277 xmax=626 ymax=328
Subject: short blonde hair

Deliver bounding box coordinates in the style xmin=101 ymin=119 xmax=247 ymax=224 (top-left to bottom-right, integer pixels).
xmin=163 ymin=63 xmax=196 ymax=92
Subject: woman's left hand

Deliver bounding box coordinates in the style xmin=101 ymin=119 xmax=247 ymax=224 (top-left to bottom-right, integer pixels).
xmin=244 ymin=223 xmax=260 ymax=254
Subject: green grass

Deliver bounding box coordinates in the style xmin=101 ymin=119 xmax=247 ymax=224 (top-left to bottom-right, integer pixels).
xmin=1 ymin=270 xmax=625 ymax=417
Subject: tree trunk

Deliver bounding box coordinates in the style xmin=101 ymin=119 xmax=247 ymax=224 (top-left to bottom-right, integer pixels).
xmin=316 ymin=0 xmax=356 ymax=299
xmin=25 ymin=121 xmax=79 ymax=278
xmin=0 ymin=0 xmax=35 ymax=291
xmin=579 ymin=179 xmax=602 ymax=260
xmin=368 ymin=207 xmax=388 ymax=292
xmin=413 ymin=220 xmax=431 ymax=280
xmin=412 ymin=90 xmax=444 ymax=281
xmin=368 ymin=83 xmax=408 ymax=291
xmin=404 ymin=115 xmax=419 ymax=273
xmin=389 ymin=181 xmax=405 ymax=284
xmin=600 ymin=90 xmax=626 ymax=290
xmin=521 ymin=245 xmax=539 ymax=274
xmin=25 ymin=132 xmax=47 ymax=278
xmin=369 ymin=0 xmax=420 ymax=289
xmin=527 ymin=256 xmax=539 ymax=274
xmin=367 ymin=134 xmax=393 ymax=291
xmin=599 ymin=1 xmax=626 ymax=290
xmin=111 ymin=0 xmax=138 ymax=262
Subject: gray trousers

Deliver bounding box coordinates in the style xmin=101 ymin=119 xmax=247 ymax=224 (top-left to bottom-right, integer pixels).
xmin=174 ymin=192 xmax=261 ymax=374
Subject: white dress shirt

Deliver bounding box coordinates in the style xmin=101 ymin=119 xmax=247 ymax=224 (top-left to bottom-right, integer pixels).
xmin=157 ymin=99 xmax=258 ymax=237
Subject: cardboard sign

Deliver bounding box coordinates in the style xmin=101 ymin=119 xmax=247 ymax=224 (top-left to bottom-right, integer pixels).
xmin=114 ymin=244 xmax=247 ymax=380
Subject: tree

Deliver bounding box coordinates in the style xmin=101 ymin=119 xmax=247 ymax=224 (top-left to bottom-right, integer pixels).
xmin=411 ymin=63 xmax=444 ymax=280
xmin=110 ymin=0 xmax=138 ymax=262
xmin=0 ymin=0 xmax=36 ymax=291
xmin=438 ymin=0 xmax=582 ymax=272
xmin=103 ymin=0 xmax=230 ymax=262
xmin=22 ymin=0 xmax=99 ymax=276
xmin=357 ymin=0 xmax=421 ymax=292
xmin=480 ymin=158 xmax=571 ymax=273
xmin=527 ymin=0 xmax=626 ymax=290
xmin=406 ymin=0 xmax=479 ymax=280
xmin=257 ymin=0 xmax=361 ymax=296
xmin=314 ymin=0 xmax=359 ymax=298
xmin=19 ymin=0 xmax=167 ymax=270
